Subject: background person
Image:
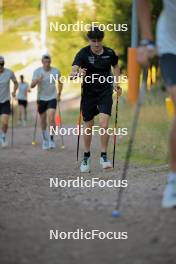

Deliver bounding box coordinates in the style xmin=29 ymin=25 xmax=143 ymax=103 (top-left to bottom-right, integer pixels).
xmin=0 ymin=56 xmax=18 ymax=147
xmin=137 ymin=0 xmax=176 ymax=208
xmin=31 ymin=54 xmax=63 ymax=150
xmin=15 ymin=75 xmax=30 ymax=127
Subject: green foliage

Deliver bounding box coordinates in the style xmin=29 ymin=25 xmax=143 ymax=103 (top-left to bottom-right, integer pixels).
xmin=0 ymin=32 xmax=31 ymax=52
xmin=48 ymin=0 xmax=163 ymax=77
xmin=3 ymin=0 xmax=40 ymax=18
xmin=48 ymin=1 xmax=90 ymax=75
xmin=2 ymin=0 xmax=163 ymax=71
xmin=62 ymin=0 xmax=78 ymax=24
xmin=92 ymin=0 xmax=132 ymax=67
xmin=92 ymin=0 xmax=162 ymax=67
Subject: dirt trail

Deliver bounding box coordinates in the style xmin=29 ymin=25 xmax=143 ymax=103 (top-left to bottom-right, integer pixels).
xmin=0 ymin=119 xmax=176 ymax=264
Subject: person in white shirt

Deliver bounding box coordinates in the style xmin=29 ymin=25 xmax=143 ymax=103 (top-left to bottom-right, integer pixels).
xmin=137 ymin=0 xmax=176 ymax=208
xmin=14 ymin=75 xmax=30 ymax=127
xmin=31 ymin=54 xmax=63 ymax=150
xmin=0 ymin=56 xmax=18 ymax=147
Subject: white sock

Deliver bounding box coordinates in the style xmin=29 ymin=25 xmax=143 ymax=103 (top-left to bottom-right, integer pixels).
xmin=168 ymin=172 xmax=176 ymax=182
xmin=42 ymin=130 xmax=48 ymax=140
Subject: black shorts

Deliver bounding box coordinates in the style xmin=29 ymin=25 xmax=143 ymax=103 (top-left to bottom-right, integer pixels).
xmin=159 ymin=53 xmax=176 ymax=87
xmin=81 ymin=90 xmax=113 ymax=122
xmin=37 ymin=99 xmax=57 ymax=114
xmin=0 ymin=100 xmax=11 ymax=115
xmin=18 ymin=99 xmax=27 ymax=108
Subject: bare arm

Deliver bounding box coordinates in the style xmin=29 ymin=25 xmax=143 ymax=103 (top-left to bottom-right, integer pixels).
xmin=137 ymin=0 xmax=153 ymax=41
xmin=57 ymin=80 xmax=63 ymax=101
xmin=112 ymin=64 xmax=120 ymax=82
xmin=70 ymin=65 xmax=87 ymax=79
xmin=12 ymin=80 xmax=18 ymax=96
xmin=112 ymin=64 xmax=122 ymax=95
xmin=137 ymin=0 xmax=156 ymax=66
xmin=31 ymin=76 xmax=43 ymax=88
xmin=58 ymin=80 xmax=63 ymax=95
xmin=70 ymin=65 xmax=80 ymax=79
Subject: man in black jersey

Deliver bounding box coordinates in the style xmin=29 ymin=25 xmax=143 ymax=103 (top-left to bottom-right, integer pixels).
xmin=70 ymin=27 xmax=121 ymax=173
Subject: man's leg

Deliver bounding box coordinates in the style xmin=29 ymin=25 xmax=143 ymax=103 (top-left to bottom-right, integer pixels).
xmin=39 ymin=110 xmax=49 ymax=150
xmin=24 ymin=105 xmax=27 ymax=121
xmin=79 ymin=119 xmax=94 ymax=173
xmin=99 ymin=113 xmax=110 ymax=152
xmin=46 ymin=99 xmax=57 ymax=149
xmin=1 ymin=114 xmax=9 ymax=146
xmin=162 ymin=85 xmax=176 ymax=208
xmin=1 ymin=114 xmax=9 ymax=133
xmin=168 ymin=86 xmax=176 ymax=172
xmin=99 ymin=113 xmax=112 ymax=169
xmin=18 ymin=105 xmax=23 ymax=122
xmin=159 ymin=54 xmax=176 ymax=207
xmin=83 ymin=119 xmax=94 ymax=152
xmin=47 ymin=109 xmax=56 ymax=128
xmin=47 ymin=108 xmax=56 ymax=147
xmin=20 ymin=105 xmax=26 ymax=126
xmin=40 ymin=112 xmax=47 ymax=131
xmin=38 ymin=101 xmax=47 ymax=139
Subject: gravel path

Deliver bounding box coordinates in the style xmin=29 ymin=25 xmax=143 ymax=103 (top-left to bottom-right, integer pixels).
xmin=0 ymin=123 xmax=176 ymax=264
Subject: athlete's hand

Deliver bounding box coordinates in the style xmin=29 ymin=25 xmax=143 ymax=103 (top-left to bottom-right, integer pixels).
xmin=79 ymin=68 xmax=87 ymax=78
xmin=113 ymin=85 xmax=122 ymax=96
xmin=137 ymin=46 xmax=156 ymax=67
xmin=12 ymin=91 xmax=16 ymax=98
xmin=37 ymin=75 xmax=44 ymax=83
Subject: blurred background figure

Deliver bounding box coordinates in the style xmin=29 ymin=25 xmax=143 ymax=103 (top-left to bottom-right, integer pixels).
xmin=16 ymin=75 xmax=30 ymax=127
xmin=0 ymin=56 xmax=18 ymax=147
